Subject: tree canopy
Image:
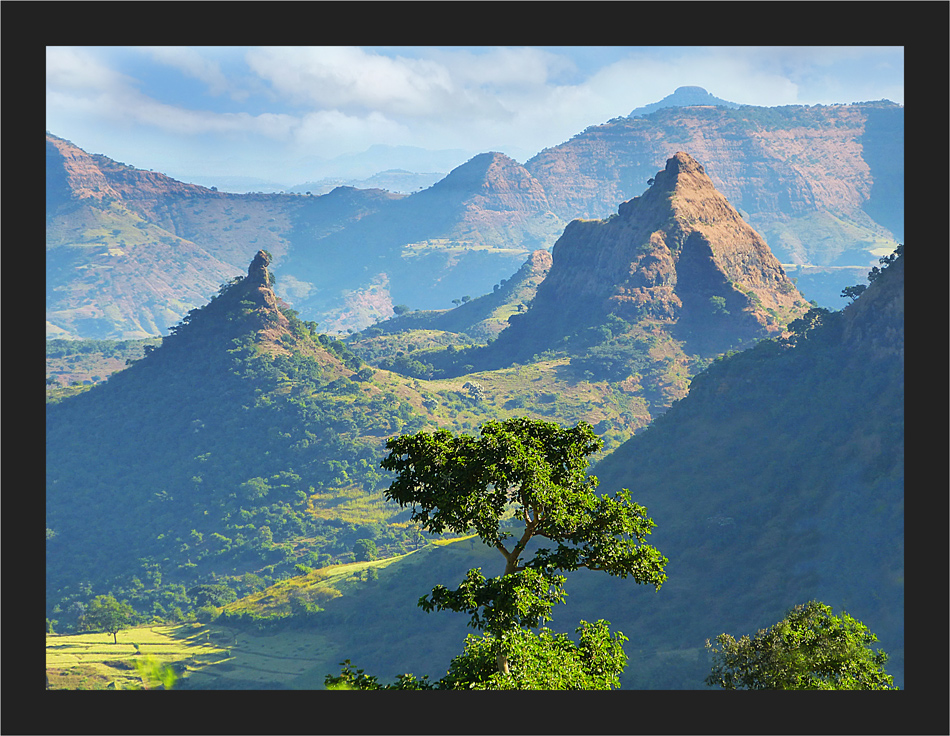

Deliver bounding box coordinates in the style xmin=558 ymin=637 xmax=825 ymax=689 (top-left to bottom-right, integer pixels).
xmin=341 ymin=417 xmax=670 ymax=687
xmin=705 ymin=601 xmax=898 ymax=690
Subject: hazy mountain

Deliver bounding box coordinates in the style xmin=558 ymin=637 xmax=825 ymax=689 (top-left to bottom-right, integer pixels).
xmin=628 ymin=85 xmax=741 ymax=117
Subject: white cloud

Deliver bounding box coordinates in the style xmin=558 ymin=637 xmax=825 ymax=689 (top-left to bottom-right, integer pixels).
xmin=246 ymin=46 xmax=455 ymax=117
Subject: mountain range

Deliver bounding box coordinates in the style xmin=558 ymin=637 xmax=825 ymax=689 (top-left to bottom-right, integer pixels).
xmin=46 ymin=94 xmax=902 ymax=340
xmin=46 ymin=91 xmax=904 ymax=691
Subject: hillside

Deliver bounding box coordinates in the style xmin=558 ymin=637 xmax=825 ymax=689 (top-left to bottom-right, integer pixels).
xmin=46 ymin=250 xmax=431 ymax=628
xmin=46 ymin=250 xmax=673 ymax=635
xmin=166 ymin=248 xmax=903 ymax=692
xmin=585 ymin=246 xmax=905 ymax=687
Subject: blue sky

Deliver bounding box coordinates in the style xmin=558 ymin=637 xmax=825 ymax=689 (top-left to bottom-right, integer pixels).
xmin=46 ymin=46 xmax=904 ymax=188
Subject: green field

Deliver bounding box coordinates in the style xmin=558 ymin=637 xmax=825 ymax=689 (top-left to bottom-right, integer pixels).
xmin=46 ymin=624 xmax=230 ymax=690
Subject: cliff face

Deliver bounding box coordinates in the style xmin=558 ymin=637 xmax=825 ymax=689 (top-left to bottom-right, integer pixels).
xmin=502 ymin=153 xmax=807 ymax=355
xmin=525 ymin=102 xmax=903 ymax=266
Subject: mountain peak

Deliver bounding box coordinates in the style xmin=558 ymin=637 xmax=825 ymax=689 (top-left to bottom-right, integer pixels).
xmin=496 ymin=152 xmax=807 ymax=357
xmin=628 ymin=87 xmax=740 ymax=118
xmin=247 ymin=249 xmax=272 ymax=286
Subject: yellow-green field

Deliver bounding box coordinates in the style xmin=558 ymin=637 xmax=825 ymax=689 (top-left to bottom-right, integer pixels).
xmin=46 ymin=624 xmax=231 ymax=690
xmin=46 ymin=622 xmax=339 ymax=691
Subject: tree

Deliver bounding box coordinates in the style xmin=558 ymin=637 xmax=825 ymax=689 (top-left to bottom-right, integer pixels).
xmin=840 ymin=284 xmax=867 ymax=303
xmin=705 ymin=601 xmax=898 ymax=690
xmin=379 ymin=417 xmax=667 ymax=681
xmin=353 ymin=538 xmax=377 ymax=562
xmin=79 ymin=594 xmax=135 ymax=644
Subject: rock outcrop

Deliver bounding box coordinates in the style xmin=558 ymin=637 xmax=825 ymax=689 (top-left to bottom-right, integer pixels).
xmin=498 ymin=152 xmax=808 ymax=356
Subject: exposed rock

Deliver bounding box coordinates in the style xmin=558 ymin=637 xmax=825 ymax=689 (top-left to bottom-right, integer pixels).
xmin=498 ymin=152 xmax=808 ymax=356
xmin=524 ymin=102 xmax=903 ymax=268
xmin=247 ymin=249 xmax=271 ymax=285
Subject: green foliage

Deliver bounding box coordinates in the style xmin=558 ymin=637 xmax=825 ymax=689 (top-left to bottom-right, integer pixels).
xmin=368 ymin=417 xmax=665 ymax=686
xmin=441 ymin=619 xmax=628 ymax=690
xmin=353 ymin=538 xmax=377 ymax=562
xmin=133 ymin=654 xmax=179 ymax=690
xmin=325 ymin=620 xmax=628 ymax=690
xmin=705 ymin=601 xmax=898 ymax=689
xmin=420 ymin=567 xmax=566 ymax=633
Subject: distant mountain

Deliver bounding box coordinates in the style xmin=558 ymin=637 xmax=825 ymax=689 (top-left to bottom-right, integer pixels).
xmin=281 ymin=151 xmax=564 ymax=332
xmin=628 ymin=85 xmax=741 ymax=117
xmin=368 ymin=248 xmax=553 ymax=341
xmin=525 ymin=100 xmax=903 ymax=302
xmin=288 ymin=170 xmax=446 ymax=196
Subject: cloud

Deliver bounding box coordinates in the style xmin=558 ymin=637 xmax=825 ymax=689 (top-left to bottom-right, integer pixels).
xmin=246 ymin=46 xmax=455 ymax=117
xmin=143 ymin=46 xmax=239 ymax=99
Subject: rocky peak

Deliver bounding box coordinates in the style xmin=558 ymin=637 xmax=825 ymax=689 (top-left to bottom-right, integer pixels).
xmin=159 ymin=250 xmax=292 ymax=356
xmin=247 ymin=249 xmax=272 ymax=285
xmin=498 ymin=152 xmax=808 ymax=356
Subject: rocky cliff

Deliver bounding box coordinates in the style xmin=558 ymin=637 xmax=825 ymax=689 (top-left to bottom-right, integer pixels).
xmin=525 ymin=102 xmax=903 ymax=268
xmin=499 ymin=153 xmax=808 ymax=356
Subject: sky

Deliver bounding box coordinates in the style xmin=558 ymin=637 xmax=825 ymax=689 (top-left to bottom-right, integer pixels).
xmin=46 ymin=46 xmax=904 ymax=190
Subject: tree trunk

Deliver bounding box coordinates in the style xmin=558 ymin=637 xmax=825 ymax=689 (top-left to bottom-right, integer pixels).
xmin=496 ymin=650 xmax=510 ymax=676
xmin=113 ymin=631 xmax=118 ymax=644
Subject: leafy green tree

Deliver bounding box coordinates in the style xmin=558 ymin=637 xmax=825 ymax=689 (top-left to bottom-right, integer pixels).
xmin=440 ymin=619 xmax=628 ymax=690
xmin=705 ymin=601 xmax=898 ymax=690
xmin=379 ymin=417 xmax=667 ymax=682
xmin=353 ymin=538 xmax=377 ymax=562
xmin=79 ymin=594 xmax=135 ymax=644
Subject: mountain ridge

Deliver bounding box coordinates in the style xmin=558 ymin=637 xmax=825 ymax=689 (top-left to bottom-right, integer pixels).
xmin=47 ymin=98 xmax=902 ymax=338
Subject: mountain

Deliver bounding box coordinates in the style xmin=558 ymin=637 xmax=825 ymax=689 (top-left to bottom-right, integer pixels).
xmin=366 ymin=248 xmax=552 ymax=341
xmin=280 ymin=151 xmax=564 ymax=331
xmin=45 ymin=250 xmax=431 ymax=617
xmin=46 ymin=249 xmax=676 ymax=632
xmin=203 ymin=247 xmax=902 ymax=691
xmin=287 ymin=169 xmax=446 ymax=196
xmin=628 ymin=85 xmax=741 ymax=117
xmin=492 ymin=152 xmax=808 ymax=361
